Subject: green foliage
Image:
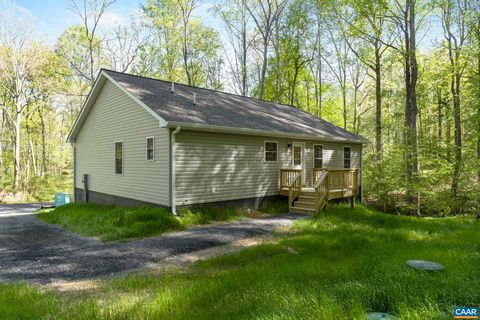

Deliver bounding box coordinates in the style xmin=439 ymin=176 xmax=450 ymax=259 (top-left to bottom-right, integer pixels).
xmin=3 ymin=205 xmax=480 ymax=318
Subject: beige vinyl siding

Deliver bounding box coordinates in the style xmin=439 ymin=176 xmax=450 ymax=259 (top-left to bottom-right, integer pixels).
xmin=75 ymin=80 xmax=170 ymax=206
xmin=175 ymin=130 xmax=360 ymax=205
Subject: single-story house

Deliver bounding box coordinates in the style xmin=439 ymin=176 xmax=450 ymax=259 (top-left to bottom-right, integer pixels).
xmin=67 ymin=69 xmax=368 ymax=214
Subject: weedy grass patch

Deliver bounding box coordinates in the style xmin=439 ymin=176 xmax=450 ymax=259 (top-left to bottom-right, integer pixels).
xmin=12 ymin=204 xmax=480 ymax=319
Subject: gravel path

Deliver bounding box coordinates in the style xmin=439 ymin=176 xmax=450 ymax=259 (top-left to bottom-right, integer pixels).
xmin=0 ymin=203 xmax=304 ymax=284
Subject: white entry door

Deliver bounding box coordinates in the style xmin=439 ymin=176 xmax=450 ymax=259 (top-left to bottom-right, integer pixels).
xmin=292 ymin=142 xmax=305 ymax=185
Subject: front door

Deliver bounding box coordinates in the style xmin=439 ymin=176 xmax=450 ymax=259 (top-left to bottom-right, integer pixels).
xmin=292 ymin=142 xmax=305 ymax=185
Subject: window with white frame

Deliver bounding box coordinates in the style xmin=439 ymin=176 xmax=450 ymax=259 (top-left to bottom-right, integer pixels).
xmin=115 ymin=141 xmax=123 ymax=174
xmin=343 ymin=146 xmax=351 ymax=168
xmin=146 ymin=136 xmax=154 ymax=161
xmin=264 ymin=141 xmax=278 ymax=162
xmin=314 ymin=145 xmax=323 ymax=168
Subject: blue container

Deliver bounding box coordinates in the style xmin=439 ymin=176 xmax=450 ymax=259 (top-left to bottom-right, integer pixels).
xmin=55 ymin=192 xmax=70 ymax=207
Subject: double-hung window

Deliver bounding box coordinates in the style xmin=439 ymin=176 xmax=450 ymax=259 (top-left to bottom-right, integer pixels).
xmin=343 ymin=146 xmax=351 ymax=168
xmin=146 ymin=136 xmax=154 ymax=161
xmin=115 ymin=141 xmax=123 ymax=174
xmin=264 ymin=141 xmax=278 ymax=162
xmin=313 ymin=145 xmax=323 ymax=168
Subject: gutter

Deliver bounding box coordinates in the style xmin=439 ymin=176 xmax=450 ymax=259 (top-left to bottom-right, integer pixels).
xmin=163 ymin=121 xmax=369 ymax=145
xmin=170 ymin=126 xmax=181 ymax=214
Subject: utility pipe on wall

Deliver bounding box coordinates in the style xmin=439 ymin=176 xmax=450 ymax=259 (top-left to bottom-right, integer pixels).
xmin=170 ymin=126 xmax=181 ymax=214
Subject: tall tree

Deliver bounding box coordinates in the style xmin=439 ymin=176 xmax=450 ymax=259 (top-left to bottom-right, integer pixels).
xmin=70 ymin=0 xmax=116 ymax=84
xmin=105 ymin=20 xmax=147 ymax=73
xmin=390 ymin=0 xmax=421 ymax=214
xmin=215 ymin=0 xmax=253 ymax=96
xmin=0 ymin=12 xmax=58 ymax=190
xmin=440 ymin=0 xmax=470 ymax=197
xmin=177 ymin=0 xmax=198 ymax=86
xmin=340 ymin=0 xmax=395 ymax=157
xmin=244 ymin=0 xmax=287 ymax=100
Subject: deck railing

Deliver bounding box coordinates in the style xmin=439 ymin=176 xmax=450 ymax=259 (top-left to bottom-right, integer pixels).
xmin=280 ymin=169 xmax=302 ymax=190
xmin=314 ymin=170 xmax=329 ymax=212
xmin=312 ymin=168 xmax=359 ymax=194
xmin=288 ymin=172 xmax=302 ymax=209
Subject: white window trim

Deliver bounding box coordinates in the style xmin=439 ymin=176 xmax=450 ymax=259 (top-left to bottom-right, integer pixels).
xmin=146 ymin=136 xmax=155 ymax=161
xmin=313 ymin=144 xmax=323 ymax=169
xmin=264 ymin=141 xmax=278 ymax=163
xmin=343 ymin=146 xmax=352 ymax=168
xmin=114 ymin=140 xmax=124 ymax=175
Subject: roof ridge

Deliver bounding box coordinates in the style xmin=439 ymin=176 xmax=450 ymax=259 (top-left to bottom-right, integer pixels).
xmin=101 ymin=68 xmax=288 ymax=107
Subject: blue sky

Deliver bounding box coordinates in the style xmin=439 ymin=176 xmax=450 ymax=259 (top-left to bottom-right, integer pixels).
xmin=10 ymin=0 xmax=441 ymax=51
xmin=14 ymin=0 xmax=219 ymax=45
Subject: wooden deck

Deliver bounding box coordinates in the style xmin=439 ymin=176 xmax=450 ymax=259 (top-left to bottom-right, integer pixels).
xmin=280 ymin=168 xmax=359 ymax=214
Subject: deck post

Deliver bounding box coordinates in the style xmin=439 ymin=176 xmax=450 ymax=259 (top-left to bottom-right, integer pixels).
xmin=350 ymin=196 xmax=355 ymax=208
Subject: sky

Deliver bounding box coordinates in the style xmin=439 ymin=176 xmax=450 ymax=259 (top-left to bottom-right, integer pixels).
xmin=12 ymin=0 xmax=220 ymax=46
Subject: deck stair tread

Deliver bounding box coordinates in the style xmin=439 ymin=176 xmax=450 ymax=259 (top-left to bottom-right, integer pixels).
xmin=294 ymin=201 xmax=316 ymax=208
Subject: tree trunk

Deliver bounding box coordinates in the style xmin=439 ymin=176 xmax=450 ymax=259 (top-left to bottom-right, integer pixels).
xmin=437 ymin=89 xmax=443 ymax=143
xmin=290 ymin=60 xmax=301 ymax=106
xmin=446 ymin=101 xmax=452 ymax=161
xmin=258 ymin=38 xmax=268 ymax=100
xmin=13 ymin=113 xmax=21 ymax=192
xmin=274 ymin=18 xmax=281 ymax=103
xmin=451 ymin=73 xmax=462 ymax=196
xmin=342 ymin=88 xmax=347 ymax=129
xmin=375 ymin=43 xmax=382 ymax=157
xmin=316 ymin=17 xmax=323 ymax=118
xmin=39 ymin=110 xmax=48 ymax=176
xmin=477 ymin=42 xmax=480 ymax=182
xmin=241 ymin=18 xmax=247 ymax=96
xmin=404 ymin=0 xmax=420 ymax=215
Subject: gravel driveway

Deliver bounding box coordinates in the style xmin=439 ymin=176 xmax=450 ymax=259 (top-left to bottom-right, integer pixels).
xmin=0 ymin=203 xmax=303 ymax=284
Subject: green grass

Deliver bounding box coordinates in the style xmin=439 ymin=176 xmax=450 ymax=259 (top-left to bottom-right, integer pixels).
xmin=39 ymin=203 xmax=244 ymax=241
xmin=9 ymin=204 xmax=480 ymax=319
xmin=258 ymin=200 xmax=289 ymax=214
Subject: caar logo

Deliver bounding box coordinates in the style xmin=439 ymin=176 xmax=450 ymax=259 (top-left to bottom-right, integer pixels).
xmin=454 ymin=307 xmax=478 ymax=319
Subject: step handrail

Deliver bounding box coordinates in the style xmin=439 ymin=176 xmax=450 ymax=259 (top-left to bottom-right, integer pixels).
xmin=288 ymin=172 xmax=302 ymax=209
xmin=314 ymin=171 xmax=329 ymax=212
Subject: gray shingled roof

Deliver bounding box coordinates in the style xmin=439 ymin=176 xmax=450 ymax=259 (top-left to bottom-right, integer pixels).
xmin=104 ymin=69 xmax=367 ymax=143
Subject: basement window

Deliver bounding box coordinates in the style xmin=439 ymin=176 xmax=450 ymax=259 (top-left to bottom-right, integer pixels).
xmin=264 ymin=141 xmax=278 ymax=162
xmin=146 ymin=136 xmax=154 ymax=161
xmin=115 ymin=141 xmax=123 ymax=174
xmin=314 ymin=145 xmax=323 ymax=168
xmin=343 ymin=146 xmax=351 ymax=168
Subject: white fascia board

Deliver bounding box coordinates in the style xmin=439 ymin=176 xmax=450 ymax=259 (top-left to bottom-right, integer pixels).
xmin=67 ymin=75 xmax=107 ymax=143
xmin=163 ymin=121 xmax=369 ymax=145
xmin=67 ymin=71 xmax=168 ymax=142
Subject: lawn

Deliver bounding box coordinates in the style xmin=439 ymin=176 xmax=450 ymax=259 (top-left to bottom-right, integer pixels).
xmin=4 ymin=204 xmax=479 ymax=319
xmin=38 ymin=203 xmax=254 ymax=241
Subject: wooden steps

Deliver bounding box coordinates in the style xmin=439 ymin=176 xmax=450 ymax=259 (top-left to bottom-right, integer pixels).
xmin=289 ymin=190 xmax=327 ymax=214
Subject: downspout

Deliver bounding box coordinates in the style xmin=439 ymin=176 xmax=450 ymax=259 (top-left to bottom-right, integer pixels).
xmin=72 ymin=142 xmax=76 ymax=202
xmin=359 ymin=144 xmax=363 ymax=203
xmin=170 ymin=126 xmax=181 ymax=214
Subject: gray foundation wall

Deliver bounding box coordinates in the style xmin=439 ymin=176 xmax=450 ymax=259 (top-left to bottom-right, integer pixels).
xmin=75 ymin=188 xmax=285 ymax=212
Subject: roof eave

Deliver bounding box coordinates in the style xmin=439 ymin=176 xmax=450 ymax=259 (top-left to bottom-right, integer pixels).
xmin=67 ymin=73 xmax=107 ymax=143
xmin=67 ymin=70 xmax=168 ymax=143
xmin=163 ymin=121 xmax=368 ymax=144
